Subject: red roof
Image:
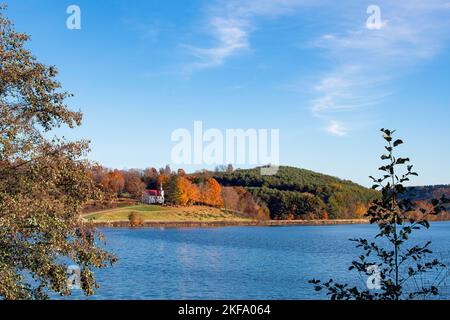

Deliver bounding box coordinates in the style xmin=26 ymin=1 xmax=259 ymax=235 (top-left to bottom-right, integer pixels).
xmin=146 ymin=190 xmax=162 ymax=196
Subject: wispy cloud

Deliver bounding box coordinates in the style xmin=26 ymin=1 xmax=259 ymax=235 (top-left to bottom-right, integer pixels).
xmin=310 ymin=0 xmax=450 ymax=136
xmin=184 ymin=17 xmax=250 ymax=70
xmin=184 ymin=0 xmax=312 ymax=72
xmin=326 ymin=120 xmax=347 ymax=136
xmin=311 ymin=65 xmax=390 ymax=116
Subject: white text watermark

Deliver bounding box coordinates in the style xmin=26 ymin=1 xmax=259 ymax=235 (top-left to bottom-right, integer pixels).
xmin=171 ymin=121 xmax=280 ymax=175
xmin=66 ymin=5 xmax=81 ymax=30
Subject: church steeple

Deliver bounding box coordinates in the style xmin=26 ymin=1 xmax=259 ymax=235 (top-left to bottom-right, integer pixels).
xmin=159 ymin=183 xmax=164 ymax=198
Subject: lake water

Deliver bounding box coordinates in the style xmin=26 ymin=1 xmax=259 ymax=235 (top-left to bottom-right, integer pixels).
xmin=69 ymin=222 xmax=450 ymax=300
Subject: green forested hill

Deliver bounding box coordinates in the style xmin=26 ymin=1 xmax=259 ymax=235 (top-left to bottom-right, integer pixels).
xmin=214 ymin=166 xmax=379 ymax=220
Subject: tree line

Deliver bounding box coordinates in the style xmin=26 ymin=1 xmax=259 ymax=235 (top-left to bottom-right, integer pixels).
xmin=88 ymin=164 xmax=447 ymax=222
xmin=86 ymin=164 xmax=270 ymax=220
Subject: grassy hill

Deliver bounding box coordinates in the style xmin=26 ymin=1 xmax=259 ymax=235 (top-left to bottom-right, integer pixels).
xmin=214 ymin=166 xmax=379 ymax=220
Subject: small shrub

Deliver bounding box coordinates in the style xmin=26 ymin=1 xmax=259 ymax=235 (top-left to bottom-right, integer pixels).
xmin=128 ymin=211 xmax=144 ymax=227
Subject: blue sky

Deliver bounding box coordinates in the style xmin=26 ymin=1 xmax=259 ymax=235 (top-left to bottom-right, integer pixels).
xmin=6 ymin=0 xmax=450 ymax=187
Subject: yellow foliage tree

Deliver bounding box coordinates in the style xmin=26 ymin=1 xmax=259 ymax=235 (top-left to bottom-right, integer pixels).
xmin=354 ymin=202 xmax=367 ymax=218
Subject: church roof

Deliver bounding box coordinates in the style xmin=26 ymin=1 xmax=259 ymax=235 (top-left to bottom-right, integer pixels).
xmin=146 ymin=189 xmax=162 ymax=196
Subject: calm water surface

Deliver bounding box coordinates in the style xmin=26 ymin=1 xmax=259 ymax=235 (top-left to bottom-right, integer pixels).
xmin=70 ymin=222 xmax=450 ymax=299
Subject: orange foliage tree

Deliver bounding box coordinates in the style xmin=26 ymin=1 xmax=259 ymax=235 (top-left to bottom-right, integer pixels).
xmin=199 ymin=178 xmax=224 ymax=207
xmin=178 ymin=176 xmax=200 ymax=206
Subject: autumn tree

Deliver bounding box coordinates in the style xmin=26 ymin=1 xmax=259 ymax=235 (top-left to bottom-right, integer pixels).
xmin=236 ymin=187 xmax=257 ymax=213
xmin=235 ymin=187 xmax=270 ymax=220
xmin=0 ymin=7 xmax=115 ymax=299
xmin=199 ymin=178 xmax=224 ymax=207
xmin=178 ymin=176 xmax=199 ymax=206
xmin=222 ymin=186 xmax=269 ymax=220
xmin=85 ymin=164 xmax=116 ymax=210
xmin=124 ymin=170 xmax=146 ymax=199
xmin=222 ymin=187 xmax=240 ymax=212
xmin=101 ymin=169 xmax=125 ymax=195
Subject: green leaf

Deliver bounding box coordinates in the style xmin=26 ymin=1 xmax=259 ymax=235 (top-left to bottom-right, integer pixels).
xmin=396 ymin=158 xmax=410 ymax=164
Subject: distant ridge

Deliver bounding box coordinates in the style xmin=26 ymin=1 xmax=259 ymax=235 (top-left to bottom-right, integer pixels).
xmin=404 ymin=185 xmax=450 ymax=203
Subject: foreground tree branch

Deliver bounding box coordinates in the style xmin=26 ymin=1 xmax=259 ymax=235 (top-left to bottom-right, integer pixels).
xmin=310 ymin=129 xmax=449 ymax=300
xmin=0 ymin=6 xmax=116 ymax=300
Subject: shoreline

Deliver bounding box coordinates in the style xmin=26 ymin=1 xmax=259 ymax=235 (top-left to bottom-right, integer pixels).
xmin=88 ymin=219 xmax=370 ymax=229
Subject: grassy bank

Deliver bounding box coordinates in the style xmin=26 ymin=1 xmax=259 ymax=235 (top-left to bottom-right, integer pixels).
xmin=83 ymin=204 xmax=369 ymax=228
xmin=83 ymin=204 xmax=251 ymax=223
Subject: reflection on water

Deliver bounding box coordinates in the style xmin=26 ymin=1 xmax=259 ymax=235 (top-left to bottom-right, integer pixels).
xmin=66 ymin=222 xmax=450 ymax=300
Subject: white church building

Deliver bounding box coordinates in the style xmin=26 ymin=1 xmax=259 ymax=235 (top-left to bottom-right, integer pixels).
xmin=142 ymin=186 xmax=165 ymax=204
